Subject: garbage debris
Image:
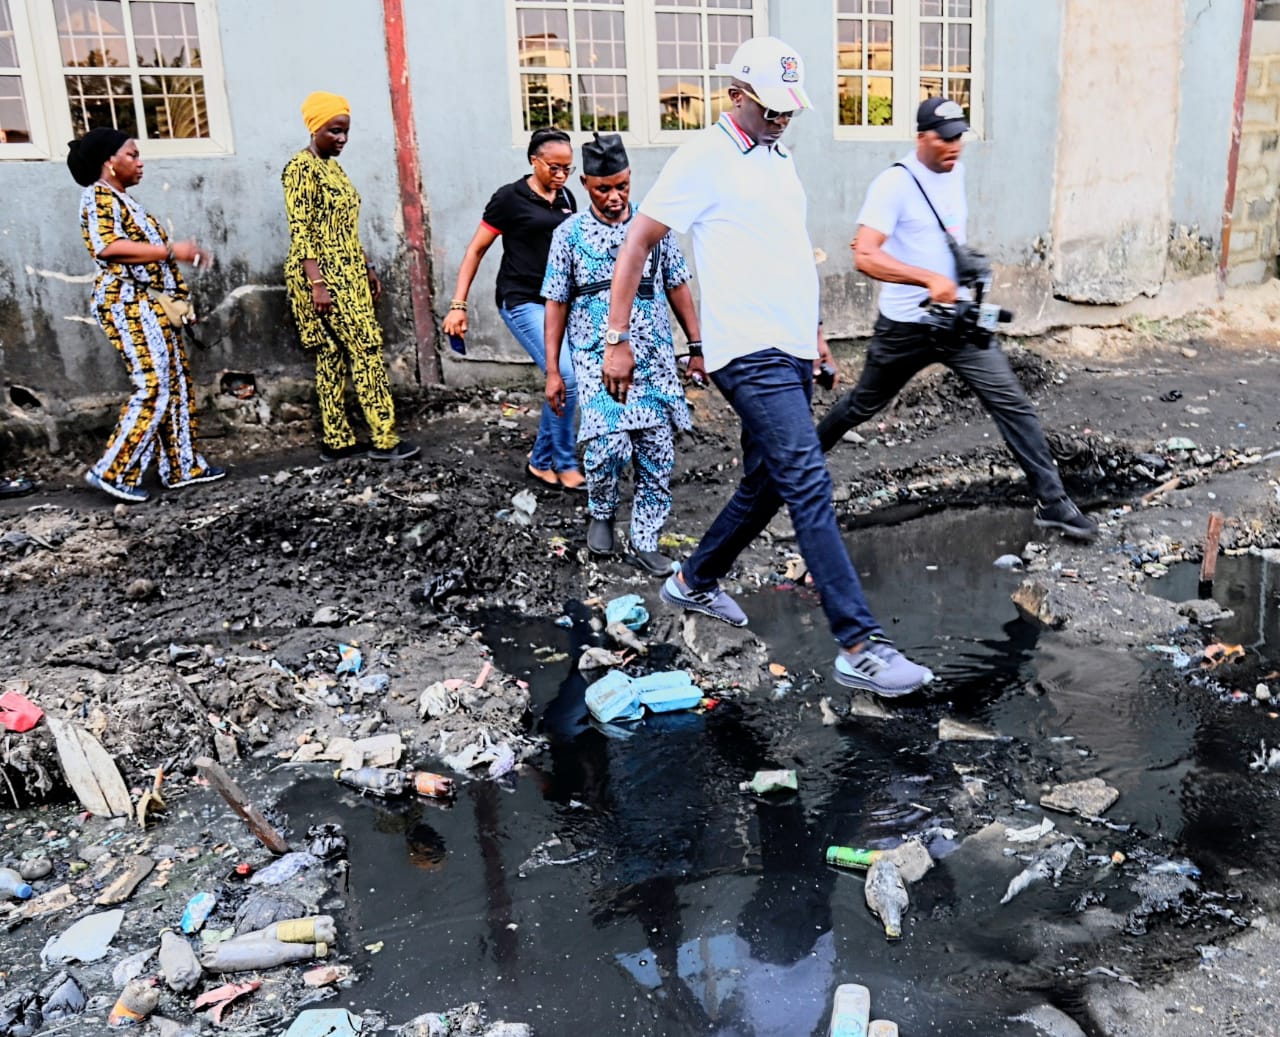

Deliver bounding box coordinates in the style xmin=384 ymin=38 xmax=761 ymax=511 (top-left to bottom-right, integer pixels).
xmin=508 ymin=489 xmax=538 ymax=526
xmin=303 ymin=964 xmax=352 ymax=988
xmin=337 ymin=766 xmax=407 ymax=797
xmin=938 ymin=717 xmax=1000 ymax=742
xmin=1040 ymin=777 xmax=1120 ymax=817
xmin=868 ymin=1022 xmax=899 ymax=1037
xmin=1000 ymin=840 xmax=1077 ymax=904
xmin=192 ymin=979 xmax=260 ymax=1026
xmin=248 ymin=852 xmax=320 ymax=886
xmin=233 ymin=891 xmax=310 ymax=935
xmin=827 ymin=982 xmax=870 ymax=1037
xmin=195 ymin=756 xmax=290 ymax=854
xmin=18 ymin=857 xmax=52 ymax=882
xmin=826 ymin=845 xmax=882 ymax=870
xmin=96 ymin=854 xmax=155 ymax=906
xmin=739 ymin=769 xmax=798 ymax=795
xmin=605 ymin=621 xmax=648 ymax=655
xmin=864 ymin=857 xmax=909 ymax=940
xmin=1250 ymin=741 xmax=1280 ymax=773
xmin=108 ymin=979 xmax=160 ymax=1028
xmin=517 ymin=835 xmax=598 ymax=878
xmin=413 ymin=771 xmax=456 ymax=798
xmin=281 ymin=1007 xmax=361 ymax=1037
xmin=201 ymin=938 xmax=328 ymax=973
xmin=306 ymin=823 xmax=350 ymax=859
xmin=632 ymin=670 xmax=702 ymax=713
xmin=585 ymin=671 xmax=643 ymax=724
xmin=604 ymin=594 xmax=649 ymax=630
xmin=0 ymin=690 xmax=42 ymax=732
xmin=159 ymin=929 xmax=202 ymax=992
xmin=112 ymin=947 xmax=156 ymax=988
xmin=577 ymin=647 xmax=624 ymax=672
xmin=1004 ymin=817 xmax=1056 ymax=843
xmin=1199 ymin=642 xmax=1245 ymax=669
xmin=0 ymin=867 xmax=32 ymax=900
xmin=46 ymin=717 xmax=132 ymax=817
xmin=39 ymin=971 xmax=85 ymax=1021
xmin=1149 ymin=857 xmax=1201 ymax=878
xmin=230 ymin=914 xmax=335 ymax=944
xmin=885 ymin=839 xmax=934 ymax=883
xmin=335 ymin=643 xmax=364 ymax=675
xmin=180 ymin=891 xmax=217 ymax=933
xmin=993 ymin=554 xmax=1024 ymax=571
xmin=41 ymin=908 xmax=124 ymax=965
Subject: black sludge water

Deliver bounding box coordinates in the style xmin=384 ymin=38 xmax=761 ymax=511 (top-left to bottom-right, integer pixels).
xmin=280 ymin=508 xmax=1280 ymax=1036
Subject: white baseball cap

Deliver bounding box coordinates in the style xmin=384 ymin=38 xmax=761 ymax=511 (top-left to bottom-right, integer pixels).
xmin=715 ymin=36 xmax=813 ymax=113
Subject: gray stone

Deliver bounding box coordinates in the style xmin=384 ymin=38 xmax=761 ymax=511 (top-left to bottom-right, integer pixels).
xmin=312 ymin=606 xmax=341 ymax=626
xmin=1176 ymin=598 xmax=1234 ymax=625
xmin=680 ymin=614 xmax=769 ymax=674
xmin=885 ymin=838 xmax=934 ymax=883
xmin=1040 ymin=777 xmax=1120 ymax=817
xmin=1013 ymin=1003 xmax=1087 ymax=1037
xmin=939 ymin=717 xmax=1000 ymax=742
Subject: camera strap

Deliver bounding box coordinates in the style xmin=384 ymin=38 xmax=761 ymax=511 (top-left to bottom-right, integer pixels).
xmin=892 ymin=162 xmax=963 ymax=258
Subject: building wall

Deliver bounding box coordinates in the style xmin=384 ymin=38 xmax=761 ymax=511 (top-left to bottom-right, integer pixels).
xmin=1228 ymin=17 xmax=1280 ymax=284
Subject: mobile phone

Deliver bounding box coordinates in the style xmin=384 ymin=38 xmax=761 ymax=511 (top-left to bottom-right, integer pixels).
xmin=678 ymin=355 xmax=706 ymax=386
xmin=448 ymin=333 xmax=466 ymax=356
xmin=815 ymin=362 xmax=837 ymax=390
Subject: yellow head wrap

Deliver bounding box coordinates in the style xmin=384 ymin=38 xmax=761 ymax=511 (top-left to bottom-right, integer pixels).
xmin=301 ymin=91 xmax=351 ymax=134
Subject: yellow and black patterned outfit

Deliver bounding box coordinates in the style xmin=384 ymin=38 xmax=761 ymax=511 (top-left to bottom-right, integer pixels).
xmin=80 ymin=182 xmax=212 ymax=489
xmin=282 ymin=150 xmax=398 ymax=451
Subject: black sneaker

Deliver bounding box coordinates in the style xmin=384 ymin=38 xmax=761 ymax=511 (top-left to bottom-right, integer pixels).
xmin=319 ymin=442 xmax=369 ymax=463
xmin=368 ymin=441 xmax=421 ymax=462
xmin=634 ymin=549 xmax=676 ymax=577
xmin=1034 ymin=497 xmax=1098 ymax=541
xmin=587 ymin=518 xmax=615 ymax=556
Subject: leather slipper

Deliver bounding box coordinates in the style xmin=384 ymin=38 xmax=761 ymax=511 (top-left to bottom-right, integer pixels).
xmin=557 ymin=471 xmax=588 ymax=493
xmin=525 ymin=464 xmax=559 ymax=488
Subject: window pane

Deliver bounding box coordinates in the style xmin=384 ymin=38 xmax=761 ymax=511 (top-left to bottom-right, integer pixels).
xmin=920 ymin=22 xmax=941 ymax=71
xmin=140 ymin=72 xmax=205 ymax=136
xmin=947 ymin=23 xmax=971 ymax=72
xmin=658 ymin=74 xmax=704 ymax=129
xmin=56 ymin=0 xmax=128 ymax=68
xmin=131 ymin=1 xmax=200 ymax=69
xmin=65 ymin=73 xmax=136 ymax=135
xmin=947 ymin=77 xmax=971 ymax=114
xmin=575 ymin=9 xmax=625 ymax=68
xmin=707 ymin=13 xmax=749 ymax=66
xmin=867 ymin=76 xmax=892 ymax=125
xmin=707 ymin=0 xmax=752 ymax=8
xmin=837 ymin=0 xmax=863 ymax=12
xmin=837 ymin=20 xmax=863 ymax=70
xmin=837 ymin=75 xmax=863 ymax=126
xmin=919 ymin=75 xmax=943 ymax=101
xmin=0 ymin=74 xmax=30 ymax=143
xmin=709 ymin=74 xmax=733 ymax=119
xmin=0 ymin=0 xmax=18 ymax=67
xmin=867 ymin=0 xmax=893 ymax=13
xmin=868 ymin=20 xmax=892 ymax=70
xmin=656 ymin=12 xmax=701 ymax=69
xmin=517 ymin=8 xmax=569 ymax=68
xmin=520 ymin=72 xmax=571 ymax=131
xmin=949 ymin=0 xmax=972 ymax=16
xmin=920 ymin=0 xmax=942 ymax=14
xmin=578 ymin=73 xmax=628 ymax=132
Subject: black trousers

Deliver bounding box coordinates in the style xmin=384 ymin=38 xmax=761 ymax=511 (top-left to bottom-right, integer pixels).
xmin=816 ymin=315 xmax=1067 ymax=503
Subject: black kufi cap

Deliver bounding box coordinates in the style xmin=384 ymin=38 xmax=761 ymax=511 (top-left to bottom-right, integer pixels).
xmin=581 ymin=132 xmax=628 ymax=177
xmin=66 ymin=126 xmax=129 ymax=187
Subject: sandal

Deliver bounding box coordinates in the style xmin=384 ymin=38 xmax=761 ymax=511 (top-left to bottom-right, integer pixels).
xmin=557 ymin=470 xmax=587 ymax=493
xmin=525 ymin=464 xmax=559 ymax=488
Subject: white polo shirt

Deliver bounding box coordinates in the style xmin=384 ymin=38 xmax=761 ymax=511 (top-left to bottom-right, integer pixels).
xmin=639 ymin=113 xmax=819 ymax=372
xmin=857 ymin=152 xmax=967 ymax=323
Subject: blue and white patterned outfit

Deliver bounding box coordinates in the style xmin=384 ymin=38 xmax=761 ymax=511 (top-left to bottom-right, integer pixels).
xmin=542 ymin=205 xmax=693 ymax=551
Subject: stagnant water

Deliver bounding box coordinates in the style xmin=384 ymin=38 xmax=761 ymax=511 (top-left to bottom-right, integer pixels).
xmin=276 ymin=508 xmax=1280 ymax=1036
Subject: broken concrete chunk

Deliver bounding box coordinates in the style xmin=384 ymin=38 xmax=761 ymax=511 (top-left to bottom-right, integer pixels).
xmin=847 ymin=695 xmax=893 ymax=720
xmin=938 ymin=717 xmax=1000 ymax=742
xmin=1176 ymin=599 xmax=1234 ymax=625
xmin=1011 ymin=579 xmax=1070 ymax=629
xmin=884 ymin=839 xmax=934 ymax=883
xmin=1040 ymin=777 xmax=1119 ymax=817
xmin=312 ymin=606 xmax=341 ymax=626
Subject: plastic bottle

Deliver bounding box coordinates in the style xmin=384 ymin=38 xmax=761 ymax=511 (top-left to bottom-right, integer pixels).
xmin=864 ymin=858 xmax=909 ymax=941
xmin=335 ymin=766 xmax=406 ymax=797
xmin=159 ymin=929 xmax=202 ymax=992
xmin=0 ymin=867 xmax=33 ymax=900
xmin=825 ymin=846 xmax=882 ymax=870
xmin=738 ymin=769 xmax=798 ymax=795
xmin=200 ymin=939 xmax=328 ymax=973
xmin=108 ymin=980 xmax=160 ymax=1027
xmin=413 ymin=771 xmax=455 ymax=799
xmin=231 ymin=914 xmax=336 ymax=945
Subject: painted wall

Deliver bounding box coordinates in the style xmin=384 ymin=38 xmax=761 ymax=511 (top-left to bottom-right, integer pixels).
xmin=0 ymin=0 xmax=1255 ymax=411
xmin=1227 ymin=17 xmax=1280 ymax=285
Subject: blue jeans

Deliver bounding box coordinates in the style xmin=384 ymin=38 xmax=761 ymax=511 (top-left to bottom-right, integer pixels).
xmin=681 ymin=349 xmax=882 ymax=647
xmin=500 ymin=300 xmax=579 ymax=472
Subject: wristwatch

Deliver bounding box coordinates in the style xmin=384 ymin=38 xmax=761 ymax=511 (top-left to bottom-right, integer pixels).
xmin=604 ymin=328 xmax=630 ymax=346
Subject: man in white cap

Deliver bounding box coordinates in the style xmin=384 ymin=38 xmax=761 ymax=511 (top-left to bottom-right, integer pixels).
xmin=817 ymin=97 xmax=1097 ymax=541
xmin=602 ymin=37 xmax=934 ymax=698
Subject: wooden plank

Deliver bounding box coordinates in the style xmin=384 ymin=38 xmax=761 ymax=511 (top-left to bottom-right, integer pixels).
xmin=95 ymin=855 xmax=155 ymax=906
xmin=76 ymin=726 xmax=132 ymax=816
xmin=195 ymin=756 xmax=289 ymax=855
xmin=1200 ymin=511 xmax=1225 ymax=585
xmin=47 ymin=717 xmax=110 ymax=817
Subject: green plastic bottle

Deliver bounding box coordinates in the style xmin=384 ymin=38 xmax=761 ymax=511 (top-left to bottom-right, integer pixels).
xmin=825 ymin=845 xmax=882 ymax=869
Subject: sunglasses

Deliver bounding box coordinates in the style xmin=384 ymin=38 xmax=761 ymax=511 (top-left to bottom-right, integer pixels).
xmin=535 ymin=156 xmax=575 ymax=176
xmin=734 ymin=86 xmax=800 ymax=123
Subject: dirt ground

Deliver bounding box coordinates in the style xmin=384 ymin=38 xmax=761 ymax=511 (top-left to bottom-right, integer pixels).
xmin=3 ymin=281 xmax=1280 ymax=1035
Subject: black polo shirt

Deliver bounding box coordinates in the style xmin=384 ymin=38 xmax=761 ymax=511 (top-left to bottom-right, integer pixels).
xmin=481 ymin=177 xmax=577 ymax=309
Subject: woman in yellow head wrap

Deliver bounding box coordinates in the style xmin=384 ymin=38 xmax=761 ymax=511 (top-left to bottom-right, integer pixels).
xmin=281 ymin=91 xmax=418 ymax=462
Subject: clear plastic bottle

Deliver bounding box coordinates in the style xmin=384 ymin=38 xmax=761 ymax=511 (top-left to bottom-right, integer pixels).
xmin=231 ymin=915 xmax=336 ymax=945
xmin=0 ymin=867 xmax=33 ymax=900
xmin=200 ymin=939 xmax=328 ymax=973
xmin=864 ymin=858 xmax=909 ymax=941
xmin=335 ymin=766 xmax=406 ymax=797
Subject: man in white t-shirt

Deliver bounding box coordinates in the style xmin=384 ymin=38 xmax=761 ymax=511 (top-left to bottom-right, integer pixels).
xmin=601 ymin=37 xmax=933 ymax=698
xmin=817 ymin=98 xmax=1097 ymax=541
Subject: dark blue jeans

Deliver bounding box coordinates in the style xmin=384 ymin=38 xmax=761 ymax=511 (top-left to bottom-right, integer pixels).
xmin=817 ymin=315 xmax=1066 ymax=501
xmin=681 ymin=349 xmax=882 ymax=648
xmin=500 ymin=300 xmax=579 ymax=472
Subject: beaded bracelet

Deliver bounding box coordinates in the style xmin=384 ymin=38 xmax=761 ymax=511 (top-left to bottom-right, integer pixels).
xmin=449 ymin=300 xmax=468 ymax=311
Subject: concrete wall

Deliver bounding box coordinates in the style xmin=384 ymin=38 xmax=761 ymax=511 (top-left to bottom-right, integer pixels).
xmin=1228 ymin=18 xmax=1280 ymax=284
xmin=0 ymin=0 xmax=1257 ymax=417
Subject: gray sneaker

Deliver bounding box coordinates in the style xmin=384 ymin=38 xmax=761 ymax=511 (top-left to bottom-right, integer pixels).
xmin=833 ymin=637 xmax=933 ymax=697
xmin=660 ymin=573 xmax=748 ymax=627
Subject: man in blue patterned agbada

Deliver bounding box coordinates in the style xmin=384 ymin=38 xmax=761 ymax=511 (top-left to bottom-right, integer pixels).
xmin=543 ymin=133 xmax=704 ymax=576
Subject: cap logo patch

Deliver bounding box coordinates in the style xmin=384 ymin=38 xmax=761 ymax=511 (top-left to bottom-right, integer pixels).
xmin=935 ymin=100 xmax=964 ymax=119
xmin=779 ymin=55 xmax=799 ymax=83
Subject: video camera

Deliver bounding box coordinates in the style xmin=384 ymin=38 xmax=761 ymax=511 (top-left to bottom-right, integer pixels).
xmin=918 ymin=240 xmax=1013 ymax=348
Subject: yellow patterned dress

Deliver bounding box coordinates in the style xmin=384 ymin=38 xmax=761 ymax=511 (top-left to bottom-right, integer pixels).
xmin=281 ymin=150 xmax=398 ymax=451
xmin=80 ymin=182 xmax=212 ymax=489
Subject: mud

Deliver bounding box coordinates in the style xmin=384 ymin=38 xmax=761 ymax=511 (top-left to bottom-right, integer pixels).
xmin=3 ymin=293 xmax=1280 ymax=1034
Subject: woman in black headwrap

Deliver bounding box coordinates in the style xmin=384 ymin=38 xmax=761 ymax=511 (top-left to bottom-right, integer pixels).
xmin=68 ymin=127 xmax=221 ymax=504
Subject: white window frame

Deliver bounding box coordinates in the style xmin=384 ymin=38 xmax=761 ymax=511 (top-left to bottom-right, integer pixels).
xmin=833 ymin=0 xmax=985 ymax=142
xmin=0 ymin=0 xmax=51 ymax=158
xmin=2 ymin=0 xmax=232 ymax=161
xmin=507 ymin=0 xmax=768 ymax=149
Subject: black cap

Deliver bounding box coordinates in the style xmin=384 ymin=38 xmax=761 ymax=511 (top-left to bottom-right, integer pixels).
xmin=581 ymin=132 xmax=628 ymax=177
xmin=917 ymin=97 xmax=969 ymax=139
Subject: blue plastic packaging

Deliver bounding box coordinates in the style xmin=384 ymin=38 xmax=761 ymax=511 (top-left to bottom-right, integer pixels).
xmin=180 ymin=891 xmax=217 ymax=933
xmin=604 ymin=594 xmax=649 ymax=631
xmin=585 ymin=670 xmax=643 ymax=723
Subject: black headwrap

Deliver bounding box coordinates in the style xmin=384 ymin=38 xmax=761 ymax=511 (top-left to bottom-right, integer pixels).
xmin=581 ymin=132 xmax=628 ymax=177
xmin=66 ymin=127 xmax=129 ymax=187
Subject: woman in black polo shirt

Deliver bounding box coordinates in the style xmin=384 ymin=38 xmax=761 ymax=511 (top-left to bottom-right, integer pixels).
xmin=443 ymin=129 xmax=583 ymax=490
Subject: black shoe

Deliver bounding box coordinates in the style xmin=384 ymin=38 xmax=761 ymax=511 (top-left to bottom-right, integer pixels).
xmin=587 ymin=518 xmax=615 ymax=556
xmin=0 ymin=477 xmax=34 ymax=499
xmin=368 ymin=441 xmax=421 ymax=462
xmin=634 ymin=549 xmax=675 ymax=577
xmin=319 ymin=442 xmax=369 ymax=463
xmin=1033 ymin=497 xmax=1098 ymax=541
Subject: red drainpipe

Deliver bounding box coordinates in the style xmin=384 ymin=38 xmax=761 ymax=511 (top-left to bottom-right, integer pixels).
xmin=382 ymin=0 xmax=440 ymax=384
xmin=1219 ymin=0 xmax=1257 ymax=298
